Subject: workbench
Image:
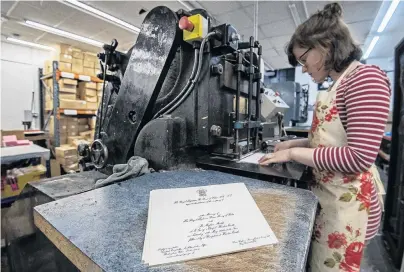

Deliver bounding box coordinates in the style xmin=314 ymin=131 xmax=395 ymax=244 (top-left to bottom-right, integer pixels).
xmin=1 ymin=144 xmax=51 ymax=205
xmin=1 ymin=144 xmax=50 ymax=164
xmin=34 ymin=170 xmax=318 ymax=271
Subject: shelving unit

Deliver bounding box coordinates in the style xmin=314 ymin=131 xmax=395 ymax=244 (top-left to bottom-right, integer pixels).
xmin=40 ymin=61 xmax=101 ymax=147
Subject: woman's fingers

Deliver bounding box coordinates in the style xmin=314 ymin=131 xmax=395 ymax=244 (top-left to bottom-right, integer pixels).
xmin=259 ymin=154 xmax=274 ymax=165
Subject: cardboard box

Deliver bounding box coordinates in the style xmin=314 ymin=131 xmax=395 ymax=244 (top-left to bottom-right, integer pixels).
xmin=83 ymin=67 xmax=95 ymax=76
xmin=60 ymin=135 xmax=68 ymax=145
xmin=71 ymin=138 xmax=90 ymax=148
xmin=79 ymin=82 xmax=97 ymax=90
xmin=96 ymin=82 xmax=104 ymax=91
xmin=72 ymin=49 xmax=83 ymax=59
xmin=59 ymin=81 xmax=77 ymax=94
xmin=89 ymin=117 xmax=97 ymax=129
xmin=80 ymin=89 xmax=97 ymax=98
xmin=60 ymin=87 xmax=77 ymax=94
xmin=78 ymin=118 xmax=88 ymax=125
xmin=80 ymin=130 xmax=93 ymax=137
xmin=59 ymin=99 xmax=87 ymax=110
xmin=59 ymin=44 xmax=73 ymax=55
xmin=55 ymin=145 xmax=77 ymax=158
xmin=67 ymin=131 xmax=79 ymax=137
xmin=68 ymin=124 xmax=78 ymax=132
xmin=62 ymin=163 xmax=79 ymax=173
xmin=59 ymin=62 xmax=72 ymax=72
xmin=59 ymin=54 xmax=72 ymax=63
xmin=85 ymin=96 xmax=97 ymax=103
xmin=60 ymin=93 xmax=76 ymax=100
xmin=66 ymin=117 xmax=78 ymax=124
xmin=60 ymin=78 xmax=78 ymax=86
xmin=44 ymin=60 xmax=53 ymax=74
xmin=83 ymin=52 xmax=98 ymax=62
xmin=67 ymin=136 xmax=84 ymax=145
xmin=1 ymin=165 xmax=46 ymax=200
xmin=57 ymin=155 xmax=78 ymax=166
xmin=72 ymin=59 xmax=83 ymax=74
xmin=50 ymin=159 xmax=61 ymax=177
xmin=78 ymin=124 xmax=90 ymax=132
xmin=48 ymin=118 xmax=67 ymax=134
xmin=87 ymin=102 xmax=98 ymax=110
xmin=45 ymin=100 xmax=53 ymax=111
xmin=83 ymin=60 xmax=95 ymax=68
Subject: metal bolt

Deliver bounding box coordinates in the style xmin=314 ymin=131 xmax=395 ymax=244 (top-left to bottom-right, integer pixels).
xmin=211 ymin=64 xmax=223 ymax=76
xmin=231 ymin=32 xmax=240 ymax=42
xmin=210 ymin=125 xmax=222 ymax=137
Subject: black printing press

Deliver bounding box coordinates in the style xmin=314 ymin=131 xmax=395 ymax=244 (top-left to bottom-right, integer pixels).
xmin=3 ymin=6 xmax=316 ymax=271
xmin=77 ymin=6 xmax=308 ymax=184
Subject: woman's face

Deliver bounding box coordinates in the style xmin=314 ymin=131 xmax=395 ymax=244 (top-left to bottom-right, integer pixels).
xmin=293 ymin=46 xmax=328 ymax=83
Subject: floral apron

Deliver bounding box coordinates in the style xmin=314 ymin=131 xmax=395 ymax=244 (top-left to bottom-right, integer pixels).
xmin=308 ymin=62 xmax=384 ymax=272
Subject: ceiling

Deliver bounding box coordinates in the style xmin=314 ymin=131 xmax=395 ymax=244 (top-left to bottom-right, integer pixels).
xmin=1 ymin=1 xmax=401 ymax=70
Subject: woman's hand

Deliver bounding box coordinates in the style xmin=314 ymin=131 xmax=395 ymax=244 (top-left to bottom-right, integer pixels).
xmin=274 ymin=141 xmax=292 ymax=152
xmin=258 ymin=149 xmax=293 ymax=165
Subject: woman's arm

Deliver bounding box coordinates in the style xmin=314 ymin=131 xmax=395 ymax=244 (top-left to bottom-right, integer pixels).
xmin=258 ymin=147 xmax=315 ymax=167
xmin=312 ymin=66 xmax=391 ymax=173
xmin=260 ymin=66 xmax=391 ymax=172
xmin=289 ymin=138 xmax=310 ymax=148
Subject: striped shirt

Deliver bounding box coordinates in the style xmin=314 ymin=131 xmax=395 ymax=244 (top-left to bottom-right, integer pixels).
xmin=313 ymin=64 xmax=391 ymax=240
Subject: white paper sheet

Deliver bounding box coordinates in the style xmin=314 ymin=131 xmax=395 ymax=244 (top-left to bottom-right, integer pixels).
xmin=144 ymin=183 xmax=278 ymax=266
xmin=238 ymin=152 xmax=267 ymax=164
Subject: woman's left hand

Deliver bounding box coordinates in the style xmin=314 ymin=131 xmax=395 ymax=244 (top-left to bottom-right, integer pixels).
xmin=258 ymin=149 xmax=293 ymax=165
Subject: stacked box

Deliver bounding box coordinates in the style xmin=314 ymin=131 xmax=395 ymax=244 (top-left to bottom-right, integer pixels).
xmin=55 ymin=145 xmax=78 ymax=172
xmin=59 ymin=78 xmax=78 ymax=95
xmin=96 ymin=82 xmax=104 ymax=107
xmin=89 ymin=117 xmax=97 ymax=130
xmin=49 ymin=117 xmax=68 ymax=145
xmin=78 ymin=82 xmax=98 ymax=110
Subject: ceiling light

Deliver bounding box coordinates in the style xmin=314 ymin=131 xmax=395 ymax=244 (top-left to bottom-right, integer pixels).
xmin=377 ymin=0 xmax=400 ymax=33
xmin=289 ymin=4 xmax=301 ymax=27
xmin=24 ymin=20 xmax=104 ymax=47
xmin=363 ymin=36 xmax=379 ymax=59
xmin=6 ymin=37 xmax=55 ymax=51
xmin=263 ymin=60 xmax=275 ymax=71
xmin=177 ymin=0 xmax=193 ymax=11
xmin=61 ymin=0 xmax=140 ymax=34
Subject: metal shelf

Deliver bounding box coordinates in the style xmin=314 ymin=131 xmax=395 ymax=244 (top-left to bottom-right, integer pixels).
xmin=40 ymin=61 xmax=100 ymax=147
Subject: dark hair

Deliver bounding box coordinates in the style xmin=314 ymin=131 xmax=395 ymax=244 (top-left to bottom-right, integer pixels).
xmin=286 ymin=2 xmax=362 ymax=72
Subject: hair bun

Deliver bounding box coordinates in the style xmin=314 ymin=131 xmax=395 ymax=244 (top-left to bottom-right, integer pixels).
xmin=322 ymin=2 xmax=343 ymax=18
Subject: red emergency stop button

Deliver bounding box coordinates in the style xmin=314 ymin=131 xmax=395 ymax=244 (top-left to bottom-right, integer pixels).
xmin=179 ymin=16 xmax=194 ymax=32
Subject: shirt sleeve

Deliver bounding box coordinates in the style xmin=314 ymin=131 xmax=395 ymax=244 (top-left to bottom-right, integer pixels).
xmin=313 ymin=66 xmax=391 ymax=173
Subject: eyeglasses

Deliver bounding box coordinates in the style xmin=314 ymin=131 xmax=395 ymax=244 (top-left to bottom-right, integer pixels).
xmin=297 ymin=48 xmax=311 ymax=67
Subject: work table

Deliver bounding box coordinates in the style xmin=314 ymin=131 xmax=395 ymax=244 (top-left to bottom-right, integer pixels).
xmin=34 ymin=170 xmax=318 ymax=271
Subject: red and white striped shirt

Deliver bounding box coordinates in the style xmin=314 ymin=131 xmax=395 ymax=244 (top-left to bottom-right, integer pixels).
xmin=313 ymin=64 xmax=391 ymax=240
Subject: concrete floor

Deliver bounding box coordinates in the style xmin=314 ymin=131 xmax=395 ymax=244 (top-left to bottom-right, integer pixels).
xmin=361 ymin=234 xmax=398 ymax=272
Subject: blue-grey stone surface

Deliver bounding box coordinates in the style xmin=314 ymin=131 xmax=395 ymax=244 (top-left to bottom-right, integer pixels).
xmin=34 ymin=170 xmax=318 ymax=272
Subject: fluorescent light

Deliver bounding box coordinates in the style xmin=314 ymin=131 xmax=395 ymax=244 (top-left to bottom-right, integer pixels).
xmin=61 ymin=0 xmax=140 ymax=34
xmin=363 ymin=36 xmax=380 ymax=59
xmin=24 ymin=20 xmax=104 ymax=47
xmin=377 ymin=0 xmax=400 ymax=33
xmin=6 ymin=37 xmax=55 ymax=51
xmin=177 ymin=0 xmax=193 ymax=11
xmin=264 ymin=60 xmax=275 ymax=71
xmin=289 ymin=4 xmax=301 ymax=27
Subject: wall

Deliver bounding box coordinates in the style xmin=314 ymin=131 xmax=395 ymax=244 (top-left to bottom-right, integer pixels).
xmin=294 ymin=66 xmax=318 ymax=127
xmin=1 ymin=41 xmax=53 ymax=130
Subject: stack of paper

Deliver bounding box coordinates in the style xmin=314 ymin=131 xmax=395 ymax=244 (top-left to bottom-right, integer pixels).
xmin=142 ymin=183 xmax=278 ymax=266
xmin=238 ymin=152 xmax=267 ymax=164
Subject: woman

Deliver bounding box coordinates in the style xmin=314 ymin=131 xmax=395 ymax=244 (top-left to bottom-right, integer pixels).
xmin=259 ymin=3 xmax=390 ymax=271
